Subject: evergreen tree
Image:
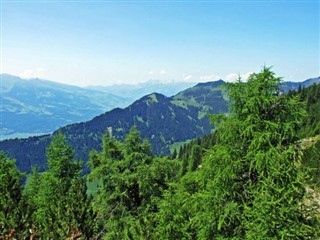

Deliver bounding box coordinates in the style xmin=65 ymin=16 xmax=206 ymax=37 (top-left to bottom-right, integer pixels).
xmin=89 ymin=127 xmax=179 ymax=239
xmin=0 ymin=152 xmax=25 ymax=238
xmin=157 ymin=67 xmax=319 ymax=239
xmin=196 ymin=67 xmax=319 ymax=238
xmin=23 ymin=167 xmax=41 ymax=235
xmin=188 ymin=144 xmax=202 ymax=172
xmin=26 ymin=133 xmax=94 ymax=238
xmin=171 ymin=148 xmax=177 ymax=160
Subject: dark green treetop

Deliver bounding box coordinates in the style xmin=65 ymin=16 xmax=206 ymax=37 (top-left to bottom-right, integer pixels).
xmin=0 ymin=152 xmax=25 ymax=237
xmin=157 ymin=67 xmax=319 ymax=239
xmin=24 ymin=133 xmax=94 ymax=239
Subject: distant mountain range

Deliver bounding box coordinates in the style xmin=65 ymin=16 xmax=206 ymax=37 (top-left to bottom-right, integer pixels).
xmin=0 ymin=75 xmax=319 ymax=173
xmin=87 ymin=80 xmax=197 ymax=100
xmin=0 ymin=80 xmax=228 ymax=173
xmin=0 ymin=74 xmax=132 ymax=139
xmin=0 ymin=75 xmax=197 ymax=139
xmin=280 ymin=77 xmax=320 ymax=92
xmin=2 ymin=74 xmax=318 ymax=140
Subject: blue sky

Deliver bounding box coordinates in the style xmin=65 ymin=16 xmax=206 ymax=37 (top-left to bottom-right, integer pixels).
xmin=1 ymin=1 xmax=319 ymax=86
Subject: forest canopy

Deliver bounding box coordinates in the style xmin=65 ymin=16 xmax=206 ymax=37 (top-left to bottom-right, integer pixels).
xmin=0 ymin=67 xmax=319 ymax=239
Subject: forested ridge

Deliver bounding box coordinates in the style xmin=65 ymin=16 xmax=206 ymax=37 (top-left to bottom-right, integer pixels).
xmin=0 ymin=80 xmax=228 ymax=174
xmin=1 ymin=68 xmax=319 ymax=239
xmin=1 ymin=76 xmax=318 ymax=175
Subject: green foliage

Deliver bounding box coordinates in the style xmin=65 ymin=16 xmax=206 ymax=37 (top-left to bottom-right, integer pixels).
xmin=46 ymin=133 xmax=78 ymax=179
xmin=24 ymin=133 xmax=95 ymax=239
xmin=1 ymin=81 xmax=228 ymax=173
xmin=297 ymin=83 xmax=320 ymax=137
xmin=199 ymin=67 xmax=319 ymax=238
xmin=177 ymin=135 xmax=216 ymax=177
xmin=156 ymin=171 xmax=203 ymax=239
xmin=88 ymin=126 xmax=179 ymax=239
xmin=188 ymin=144 xmax=202 ymax=172
xmin=302 ymin=137 xmax=320 ymax=186
xmin=157 ymin=67 xmax=319 ymax=239
xmin=1 ymin=68 xmax=319 ymax=238
xmin=287 ymin=83 xmax=320 ymax=186
xmin=0 ymin=152 xmax=26 ymax=237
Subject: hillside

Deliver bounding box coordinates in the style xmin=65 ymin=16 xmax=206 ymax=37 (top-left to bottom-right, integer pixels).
xmin=2 ymin=68 xmax=318 ymax=239
xmin=281 ymin=77 xmax=320 ymax=92
xmin=0 ymin=80 xmax=228 ymax=173
xmin=0 ymin=74 xmax=129 ymax=139
xmin=176 ymin=82 xmax=320 ymax=176
xmin=1 ymin=74 xmax=318 ymax=140
xmin=1 ymin=77 xmax=319 ymax=174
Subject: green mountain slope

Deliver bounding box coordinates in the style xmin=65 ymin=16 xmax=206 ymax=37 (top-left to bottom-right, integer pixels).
xmin=1 ymin=74 xmax=318 ymax=140
xmin=0 ymin=81 xmax=228 ymax=173
xmin=176 ymin=82 xmax=320 ymax=181
xmin=1 ymin=78 xmax=319 ymax=174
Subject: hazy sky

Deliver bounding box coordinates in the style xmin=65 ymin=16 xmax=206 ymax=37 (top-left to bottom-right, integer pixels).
xmin=1 ymin=1 xmax=319 ymax=86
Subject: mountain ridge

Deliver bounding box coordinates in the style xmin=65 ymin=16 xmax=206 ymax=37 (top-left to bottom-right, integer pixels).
xmin=1 ymin=74 xmax=130 ymax=139
xmin=0 ymin=81 xmax=229 ymax=173
xmin=87 ymin=79 xmax=198 ymax=99
xmin=0 ymin=76 xmax=319 ymax=173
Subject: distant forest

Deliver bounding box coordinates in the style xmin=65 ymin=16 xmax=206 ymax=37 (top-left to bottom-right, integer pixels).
xmin=1 ymin=68 xmax=319 ymax=239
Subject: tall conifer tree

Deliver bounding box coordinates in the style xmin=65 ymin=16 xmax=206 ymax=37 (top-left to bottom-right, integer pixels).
xmin=197 ymin=67 xmax=319 ymax=238
xmin=157 ymin=67 xmax=319 ymax=239
xmin=26 ymin=133 xmax=94 ymax=238
xmin=0 ymin=152 xmax=25 ymax=237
